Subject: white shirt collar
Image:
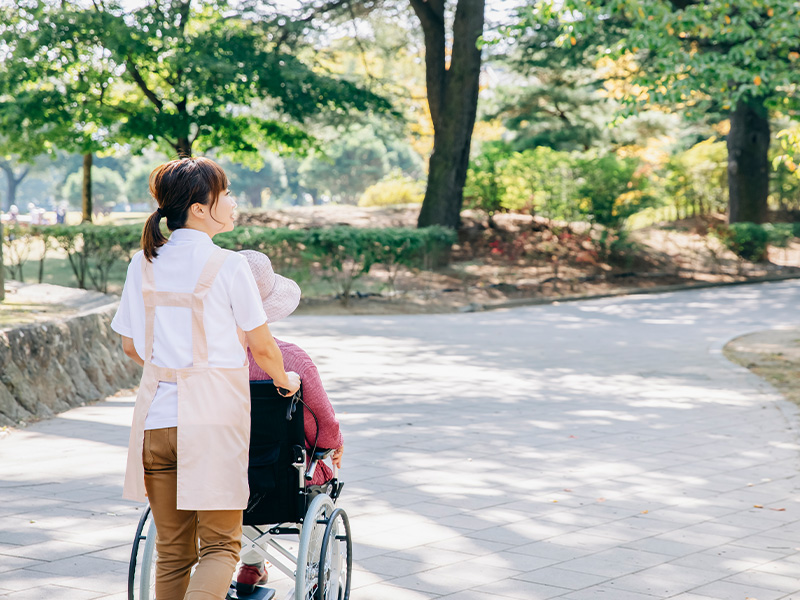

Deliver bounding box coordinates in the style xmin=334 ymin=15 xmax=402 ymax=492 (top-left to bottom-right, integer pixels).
xmin=168 ymin=228 xmax=214 ymax=245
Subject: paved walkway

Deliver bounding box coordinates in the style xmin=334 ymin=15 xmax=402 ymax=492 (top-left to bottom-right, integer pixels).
xmin=2 ymin=281 xmax=800 ymax=599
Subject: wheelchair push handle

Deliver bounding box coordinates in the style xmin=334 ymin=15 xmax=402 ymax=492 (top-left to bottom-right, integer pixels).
xmin=305 ymin=448 xmax=335 ymax=481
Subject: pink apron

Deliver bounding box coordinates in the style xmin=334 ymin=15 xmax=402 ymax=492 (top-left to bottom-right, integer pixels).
xmin=123 ymin=248 xmax=252 ymax=510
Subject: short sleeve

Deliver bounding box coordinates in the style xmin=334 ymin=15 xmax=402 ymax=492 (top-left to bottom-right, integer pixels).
xmin=111 ymin=254 xmax=140 ymax=338
xmin=229 ymin=257 xmax=268 ymax=332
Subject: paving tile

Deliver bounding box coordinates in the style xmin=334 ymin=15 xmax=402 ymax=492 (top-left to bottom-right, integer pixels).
xmin=515 ymin=566 xmax=609 ymax=590
xmin=688 ymin=579 xmax=786 ymax=600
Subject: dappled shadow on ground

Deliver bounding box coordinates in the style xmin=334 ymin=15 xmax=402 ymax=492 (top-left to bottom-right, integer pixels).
xmin=267 ymin=280 xmax=800 ymax=597
xmin=2 ymin=281 xmax=800 ymax=598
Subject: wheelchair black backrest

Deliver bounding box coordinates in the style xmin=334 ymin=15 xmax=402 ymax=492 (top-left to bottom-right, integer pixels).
xmin=244 ymin=380 xmax=307 ymax=526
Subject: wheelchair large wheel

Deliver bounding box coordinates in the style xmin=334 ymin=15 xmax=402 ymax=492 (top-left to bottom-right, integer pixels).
xmin=295 ymin=494 xmax=335 ymax=600
xmin=317 ymin=508 xmax=351 ymax=600
xmin=128 ymin=507 xmax=157 ymax=600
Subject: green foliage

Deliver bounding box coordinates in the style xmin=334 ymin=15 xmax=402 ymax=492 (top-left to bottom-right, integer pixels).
xmin=359 ymin=174 xmax=424 ymax=207
xmin=714 ymin=222 xmax=770 ymax=262
xmin=662 ymin=138 xmax=728 ymax=217
xmin=464 ymin=144 xmax=510 ymax=214
xmin=504 ymin=148 xmax=582 ymax=219
xmin=298 ymin=125 xmax=400 ymax=204
xmin=524 ymin=1 xmax=800 ymax=118
xmin=466 ymin=145 xmax=651 ymax=230
xmin=762 ymin=223 xmax=794 ymax=248
xmin=466 ymin=145 xmax=582 ymax=218
xmin=0 ymin=1 xmax=391 ymax=163
xmin=576 ymin=154 xmax=652 ymax=229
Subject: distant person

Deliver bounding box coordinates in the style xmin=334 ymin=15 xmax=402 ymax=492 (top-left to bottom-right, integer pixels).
xmin=8 ymin=205 xmax=18 ymax=224
xmin=234 ymin=250 xmax=344 ymax=595
xmin=56 ymin=205 xmax=66 ymax=224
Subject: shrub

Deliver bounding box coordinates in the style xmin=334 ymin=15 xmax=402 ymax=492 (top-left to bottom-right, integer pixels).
xmin=576 ymin=154 xmax=652 ymax=230
xmin=358 ymin=175 xmax=424 ymax=207
xmin=763 ymin=223 xmax=794 ymax=248
xmin=714 ymin=223 xmax=769 ymax=262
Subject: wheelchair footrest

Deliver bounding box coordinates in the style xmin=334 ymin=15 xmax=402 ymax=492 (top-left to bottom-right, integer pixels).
xmin=226 ymin=584 xmax=276 ymax=600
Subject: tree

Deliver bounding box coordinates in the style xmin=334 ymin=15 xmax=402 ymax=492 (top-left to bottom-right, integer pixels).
xmin=527 ymin=0 xmax=800 ymax=223
xmin=292 ymin=0 xmax=486 ymax=228
xmin=0 ymin=3 xmax=125 ymax=222
xmin=84 ymin=0 xmax=388 ymax=160
xmin=409 ymin=0 xmax=485 ymax=228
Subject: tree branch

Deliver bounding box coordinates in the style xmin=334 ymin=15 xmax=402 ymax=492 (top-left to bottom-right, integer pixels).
xmin=126 ymin=58 xmax=164 ymax=111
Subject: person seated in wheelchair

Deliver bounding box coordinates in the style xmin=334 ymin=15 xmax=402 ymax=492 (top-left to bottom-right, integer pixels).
xmin=236 ymin=250 xmax=344 ymax=595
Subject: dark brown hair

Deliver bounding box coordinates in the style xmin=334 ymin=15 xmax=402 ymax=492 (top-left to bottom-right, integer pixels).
xmin=141 ymin=157 xmax=229 ymax=261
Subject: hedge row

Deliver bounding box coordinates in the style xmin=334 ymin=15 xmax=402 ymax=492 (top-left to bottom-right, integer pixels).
xmin=2 ymin=224 xmax=456 ymax=299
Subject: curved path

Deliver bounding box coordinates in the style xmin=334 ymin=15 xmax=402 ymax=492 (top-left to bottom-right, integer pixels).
xmin=2 ymin=281 xmax=800 ymax=599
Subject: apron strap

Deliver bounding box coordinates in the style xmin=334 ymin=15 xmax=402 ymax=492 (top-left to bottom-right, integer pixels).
xmin=142 ymin=257 xmax=157 ymax=363
xmin=190 ymin=248 xmax=230 ymax=368
xmin=142 ymin=258 xmax=194 ymax=364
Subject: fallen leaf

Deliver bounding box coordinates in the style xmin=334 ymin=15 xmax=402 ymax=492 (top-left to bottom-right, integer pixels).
xmin=569 ymin=435 xmax=577 ymax=439
xmin=563 ymin=489 xmax=573 ymax=493
xmin=754 ymin=504 xmax=764 ymax=509
xmin=769 ymin=507 xmax=786 ymax=512
xmin=597 ymin=498 xmax=607 ymax=503
xmin=641 ymin=510 xmax=649 ymax=514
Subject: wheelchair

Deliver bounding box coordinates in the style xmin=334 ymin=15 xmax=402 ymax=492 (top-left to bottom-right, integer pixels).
xmin=127 ymin=382 xmax=352 ymax=600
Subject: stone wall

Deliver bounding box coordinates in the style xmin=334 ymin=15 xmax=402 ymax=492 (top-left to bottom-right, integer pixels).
xmin=0 ymin=305 xmax=141 ymax=426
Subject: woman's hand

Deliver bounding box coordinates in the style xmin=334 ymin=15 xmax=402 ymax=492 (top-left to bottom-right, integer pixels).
xmin=277 ymin=371 xmax=301 ymax=396
xmin=331 ymin=445 xmax=344 ymax=468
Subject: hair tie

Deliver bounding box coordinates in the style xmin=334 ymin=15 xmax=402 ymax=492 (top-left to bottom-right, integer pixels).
xmin=156 ymin=207 xmax=166 ymax=218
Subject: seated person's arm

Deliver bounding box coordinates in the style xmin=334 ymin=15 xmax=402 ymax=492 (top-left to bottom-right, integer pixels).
xmin=302 ymin=364 xmax=344 ymax=467
xmin=245 ymin=323 xmax=300 ymax=395
xmin=121 ymin=336 xmax=144 ymax=367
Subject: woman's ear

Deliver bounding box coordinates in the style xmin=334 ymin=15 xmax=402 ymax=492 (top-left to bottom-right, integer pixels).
xmin=190 ymin=202 xmax=207 ymax=219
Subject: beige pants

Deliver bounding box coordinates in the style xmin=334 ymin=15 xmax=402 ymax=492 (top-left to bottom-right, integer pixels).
xmin=143 ymin=427 xmax=242 ymax=600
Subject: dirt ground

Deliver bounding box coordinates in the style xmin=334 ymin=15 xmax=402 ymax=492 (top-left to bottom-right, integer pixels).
xmin=725 ymin=329 xmax=800 ymax=407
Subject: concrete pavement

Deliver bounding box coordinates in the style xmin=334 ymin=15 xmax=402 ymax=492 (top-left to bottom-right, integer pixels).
xmin=2 ymin=280 xmax=800 ymax=599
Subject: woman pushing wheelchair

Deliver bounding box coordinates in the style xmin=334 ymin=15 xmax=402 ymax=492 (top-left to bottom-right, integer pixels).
xmin=113 ymin=157 xmax=343 ymax=599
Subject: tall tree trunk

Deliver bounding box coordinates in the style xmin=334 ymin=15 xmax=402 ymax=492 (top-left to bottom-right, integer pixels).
xmin=82 ymin=152 xmax=93 ymax=223
xmin=411 ymin=0 xmax=485 ymax=230
xmin=175 ymin=137 xmax=192 ymax=158
xmin=727 ymin=99 xmax=770 ymax=224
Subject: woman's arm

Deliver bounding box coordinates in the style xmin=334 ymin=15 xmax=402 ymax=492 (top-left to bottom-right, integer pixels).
xmin=121 ymin=336 xmax=144 ymax=367
xmin=245 ymin=323 xmax=300 ymax=395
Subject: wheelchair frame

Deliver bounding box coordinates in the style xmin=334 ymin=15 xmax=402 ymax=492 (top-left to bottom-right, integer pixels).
xmin=127 ymin=383 xmax=351 ymax=600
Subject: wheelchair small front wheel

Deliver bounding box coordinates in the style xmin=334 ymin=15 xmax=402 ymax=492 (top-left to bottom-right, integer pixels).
xmin=295 ymin=494 xmax=335 ymax=600
xmin=317 ymin=508 xmax=351 ymax=600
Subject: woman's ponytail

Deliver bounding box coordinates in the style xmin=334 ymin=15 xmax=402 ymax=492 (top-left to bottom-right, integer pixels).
xmin=141 ymin=210 xmax=168 ymax=261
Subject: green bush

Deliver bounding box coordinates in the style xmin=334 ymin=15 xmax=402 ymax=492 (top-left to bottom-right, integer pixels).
xmin=219 ymin=225 xmax=455 ymax=303
xmin=8 ymin=223 xmax=455 ymax=299
xmin=576 ymin=154 xmax=652 ymax=230
xmin=763 ymin=223 xmax=794 ymax=249
xmin=714 ymin=223 xmax=770 ymax=262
